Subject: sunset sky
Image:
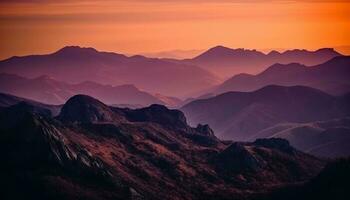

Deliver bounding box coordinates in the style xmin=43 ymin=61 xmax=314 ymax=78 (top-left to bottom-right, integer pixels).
xmin=0 ymin=0 xmax=349 ymax=59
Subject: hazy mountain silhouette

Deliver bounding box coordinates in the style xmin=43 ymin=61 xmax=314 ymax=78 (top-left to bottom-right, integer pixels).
xmin=180 ymin=45 xmax=342 ymax=78
xmin=249 ymin=118 xmax=350 ymax=158
xmin=0 ymin=92 xmax=61 ymax=116
xmin=181 ymin=85 xmax=350 ymax=154
xmin=0 ymin=73 xmax=182 ymax=107
xmin=0 ymin=46 xmax=220 ymax=97
xmin=0 ymin=94 xmax=325 ymax=200
xmin=211 ymin=56 xmax=350 ymax=96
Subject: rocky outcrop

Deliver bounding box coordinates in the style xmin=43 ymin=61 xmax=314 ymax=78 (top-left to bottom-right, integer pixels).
xmin=58 ymin=95 xmax=120 ymax=123
xmin=0 ymin=95 xmax=326 ymax=200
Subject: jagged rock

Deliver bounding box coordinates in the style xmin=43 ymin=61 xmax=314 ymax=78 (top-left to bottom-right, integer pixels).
xmin=195 ymin=124 xmax=214 ymax=136
xmin=125 ymin=104 xmax=188 ymax=129
xmin=0 ymin=94 xmax=326 ymax=200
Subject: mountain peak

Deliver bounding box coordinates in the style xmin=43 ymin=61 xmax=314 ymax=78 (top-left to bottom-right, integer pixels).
xmin=54 ymin=46 xmax=98 ymax=56
xmin=126 ymin=104 xmax=189 ymax=129
xmin=58 ymin=95 xmax=117 ymax=123
xmin=315 ymin=48 xmax=340 ymax=54
xmin=267 ymin=50 xmax=281 ymax=56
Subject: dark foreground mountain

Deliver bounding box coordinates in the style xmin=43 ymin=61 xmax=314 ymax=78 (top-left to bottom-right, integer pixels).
xmin=178 ymin=46 xmax=342 ymax=78
xmin=254 ymin=158 xmax=350 ymax=200
xmin=181 ymin=85 xmax=350 ymax=157
xmin=212 ymin=56 xmax=350 ymax=96
xmin=0 ymin=46 xmax=220 ymax=97
xmin=0 ymin=94 xmax=325 ymax=200
xmin=0 ymin=73 xmax=181 ymax=107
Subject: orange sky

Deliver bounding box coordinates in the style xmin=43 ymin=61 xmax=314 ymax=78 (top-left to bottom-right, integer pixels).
xmin=0 ymin=0 xmax=349 ymax=59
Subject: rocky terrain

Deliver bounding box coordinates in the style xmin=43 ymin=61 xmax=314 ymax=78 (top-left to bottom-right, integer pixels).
xmin=0 ymin=94 xmax=326 ymax=200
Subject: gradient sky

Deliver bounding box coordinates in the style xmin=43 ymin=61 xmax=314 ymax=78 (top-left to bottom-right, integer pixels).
xmin=0 ymin=0 xmax=349 ymax=59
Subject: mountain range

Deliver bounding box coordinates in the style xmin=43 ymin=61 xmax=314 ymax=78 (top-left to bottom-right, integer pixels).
xmin=1 ymin=44 xmax=350 ymax=199
xmin=210 ymin=56 xmax=350 ymax=96
xmin=1 ymin=94 xmax=327 ymax=200
xmin=248 ymin=118 xmax=350 ymax=158
xmin=0 ymin=92 xmax=61 ymax=116
xmin=181 ymin=85 xmax=350 ymax=157
xmin=177 ymin=46 xmax=342 ymax=78
xmin=0 ymin=73 xmax=181 ymax=107
xmin=0 ymin=46 xmax=220 ymax=97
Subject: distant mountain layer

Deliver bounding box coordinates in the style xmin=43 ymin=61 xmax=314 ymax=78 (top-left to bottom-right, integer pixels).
xmin=181 ymin=85 xmax=350 ymax=157
xmin=249 ymin=118 xmax=350 ymax=158
xmin=0 ymin=46 xmax=220 ymax=97
xmin=211 ymin=56 xmax=350 ymax=96
xmin=180 ymin=45 xmax=342 ymax=78
xmin=0 ymin=92 xmax=61 ymax=116
xmin=0 ymin=73 xmax=181 ymax=107
xmin=1 ymin=94 xmax=325 ymax=200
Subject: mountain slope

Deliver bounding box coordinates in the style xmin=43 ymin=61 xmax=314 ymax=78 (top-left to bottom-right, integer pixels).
xmin=181 ymin=85 xmax=350 ymax=145
xmin=181 ymin=46 xmax=342 ymax=78
xmin=0 ymin=94 xmax=324 ymax=200
xmin=0 ymin=73 xmax=180 ymax=106
xmin=0 ymin=46 xmax=220 ymax=97
xmin=0 ymin=92 xmax=61 ymax=116
xmin=249 ymin=118 xmax=350 ymax=158
xmin=255 ymin=158 xmax=350 ymax=200
xmin=212 ymin=56 xmax=350 ymax=95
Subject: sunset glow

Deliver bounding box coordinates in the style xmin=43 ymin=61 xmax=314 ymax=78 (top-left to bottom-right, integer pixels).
xmin=0 ymin=0 xmax=349 ymax=59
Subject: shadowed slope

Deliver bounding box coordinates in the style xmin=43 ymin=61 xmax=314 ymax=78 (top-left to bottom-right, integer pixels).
xmin=181 ymin=85 xmax=350 ymax=143
xmin=0 ymin=94 xmax=324 ymax=200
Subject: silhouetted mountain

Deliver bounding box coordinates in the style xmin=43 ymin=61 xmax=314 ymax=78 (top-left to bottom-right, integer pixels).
xmin=58 ymin=95 xmax=123 ymax=123
xmin=249 ymin=118 xmax=350 ymax=158
xmin=212 ymin=56 xmax=350 ymax=95
xmin=0 ymin=94 xmax=325 ymax=200
xmin=254 ymin=158 xmax=350 ymax=200
xmin=181 ymin=46 xmax=342 ymax=78
xmin=0 ymin=73 xmax=182 ymax=106
xmin=0 ymin=92 xmax=61 ymax=116
xmin=0 ymin=46 xmax=220 ymax=97
xmin=181 ymin=85 xmax=350 ymax=145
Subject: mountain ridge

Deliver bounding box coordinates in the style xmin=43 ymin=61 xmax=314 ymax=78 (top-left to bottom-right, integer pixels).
xmin=0 ymin=94 xmax=326 ymax=200
xmin=209 ymin=56 xmax=350 ymax=96
xmin=181 ymin=85 xmax=350 ymax=157
xmin=0 ymin=73 xmax=182 ymax=107
xmin=179 ymin=45 xmax=342 ymax=78
xmin=0 ymin=46 xmax=220 ymax=97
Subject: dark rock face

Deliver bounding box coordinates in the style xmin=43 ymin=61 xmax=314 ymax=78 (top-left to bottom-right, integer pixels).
xmin=253 ymin=138 xmax=295 ymax=154
xmin=0 ymin=94 xmax=326 ymax=200
xmin=214 ymin=142 xmax=264 ymax=172
xmin=58 ymin=95 xmax=118 ymax=123
xmin=195 ymin=124 xmax=214 ymax=136
xmin=125 ymin=104 xmax=188 ymax=129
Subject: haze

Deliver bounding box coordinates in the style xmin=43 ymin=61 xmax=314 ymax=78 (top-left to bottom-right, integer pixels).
xmin=0 ymin=0 xmax=350 ymax=59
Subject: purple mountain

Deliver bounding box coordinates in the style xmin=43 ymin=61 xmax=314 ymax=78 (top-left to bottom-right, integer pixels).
xmin=181 ymin=85 xmax=350 ymax=158
xmin=211 ymin=56 xmax=350 ymax=96
xmin=181 ymin=45 xmax=342 ymax=78
xmin=0 ymin=46 xmax=220 ymax=97
xmin=0 ymin=73 xmax=181 ymax=107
